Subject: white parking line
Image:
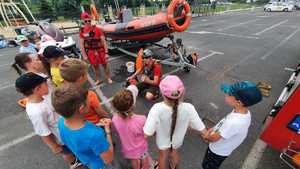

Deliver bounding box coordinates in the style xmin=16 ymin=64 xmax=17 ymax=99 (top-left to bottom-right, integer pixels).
xmin=0 ymin=83 xmax=14 ymax=91
xmin=0 ymin=63 xmax=11 ymax=68
xmin=217 ymin=19 xmax=259 ymax=31
xmin=241 ymin=139 xmax=267 ymax=169
xmin=261 ymin=27 xmax=300 ymax=60
xmin=0 ymin=132 xmax=35 ymax=152
xmin=209 ymin=102 xmax=219 ymax=110
xmin=190 ymin=20 xmax=226 ymax=28
xmin=254 ymin=19 xmax=288 ymax=36
xmin=187 ymin=31 xmax=259 ymax=39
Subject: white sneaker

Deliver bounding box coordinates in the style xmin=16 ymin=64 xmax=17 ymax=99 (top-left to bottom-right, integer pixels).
xmin=69 ymin=158 xmax=83 ymax=169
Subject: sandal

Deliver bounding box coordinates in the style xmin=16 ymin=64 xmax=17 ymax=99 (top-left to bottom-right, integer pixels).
xmin=169 ymin=163 xmax=178 ymax=169
xmin=95 ymin=80 xmax=103 ymax=86
xmin=153 ymin=161 xmax=159 ymax=169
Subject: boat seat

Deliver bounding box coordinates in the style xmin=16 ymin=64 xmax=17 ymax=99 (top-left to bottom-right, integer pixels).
xmin=122 ymin=9 xmax=133 ymax=23
xmin=115 ymin=23 xmax=128 ymax=32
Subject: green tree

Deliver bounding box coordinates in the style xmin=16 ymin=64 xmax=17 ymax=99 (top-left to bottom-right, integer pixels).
xmin=39 ymin=0 xmax=54 ymax=19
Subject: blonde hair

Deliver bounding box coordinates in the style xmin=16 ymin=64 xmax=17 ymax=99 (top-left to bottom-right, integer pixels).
xmin=59 ymin=58 xmax=88 ymax=82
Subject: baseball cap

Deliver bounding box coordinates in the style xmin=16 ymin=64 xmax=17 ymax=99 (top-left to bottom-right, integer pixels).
xmin=159 ymin=75 xmax=185 ymax=99
xmin=43 ymin=46 xmax=65 ymax=59
xmin=143 ymin=49 xmax=154 ymax=59
xmin=16 ymin=35 xmax=28 ymax=42
xmin=221 ymin=81 xmax=262 ymax=107
xmin=15 ymin=72 xmax=47 ymax=94
xmin=81 ymin=12 xmax=91 ymax=20
xmin=126 ymin=85 xmax=138 ymax=105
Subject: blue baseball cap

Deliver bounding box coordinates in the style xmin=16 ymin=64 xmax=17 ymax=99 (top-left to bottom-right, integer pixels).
xmin=220 ymin=81 xmax=262 ymax=107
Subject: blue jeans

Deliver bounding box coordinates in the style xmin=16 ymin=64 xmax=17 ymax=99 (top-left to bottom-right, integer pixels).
xmin=202 ymin=148 xmax=227 ymax=169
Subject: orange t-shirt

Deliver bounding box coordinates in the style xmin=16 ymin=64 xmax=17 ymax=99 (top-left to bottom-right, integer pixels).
xmin=81 ymin=90 xmax=108 ymax=124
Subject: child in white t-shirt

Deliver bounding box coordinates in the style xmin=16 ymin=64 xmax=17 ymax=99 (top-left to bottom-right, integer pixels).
xmin=202 ymin=81 xmax=262 ymax=169
xmin=143 ymin=75 xmax=207 ymax=169
xmin=15 ymin=72 xmax=81 ymax=169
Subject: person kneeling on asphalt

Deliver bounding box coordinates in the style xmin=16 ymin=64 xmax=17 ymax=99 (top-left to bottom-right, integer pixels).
xmin=127 ymin=49 xmax=161 ymax=101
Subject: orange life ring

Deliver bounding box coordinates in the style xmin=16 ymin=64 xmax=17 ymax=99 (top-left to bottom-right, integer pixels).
xmin=167 ymin=0 xmax=192 ymax=32
xmin=18 ymin=97 xmax=28 ymax=108
xmin=90 ymin=4 xmax=99 ymax=21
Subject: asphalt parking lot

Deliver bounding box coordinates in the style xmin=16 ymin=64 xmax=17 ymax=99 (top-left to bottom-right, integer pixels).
xmin=1 ymin=8 xmax=300 ymax=169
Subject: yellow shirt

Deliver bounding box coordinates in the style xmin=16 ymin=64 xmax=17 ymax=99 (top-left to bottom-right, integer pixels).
xmin=50 ymin=67 xmax=64 ymax=87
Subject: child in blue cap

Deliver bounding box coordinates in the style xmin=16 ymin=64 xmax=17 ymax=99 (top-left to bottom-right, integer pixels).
xmin=202 ymin=81 xmax=262 ymax=169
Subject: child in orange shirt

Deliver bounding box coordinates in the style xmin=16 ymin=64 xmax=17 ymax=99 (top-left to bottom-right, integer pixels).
xmin=59 ymin=58 xmax=110 ymax=125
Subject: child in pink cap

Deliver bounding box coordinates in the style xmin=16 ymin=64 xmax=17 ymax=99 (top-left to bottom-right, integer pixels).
xmin=143 ymin=75 xmax=208 ymax=169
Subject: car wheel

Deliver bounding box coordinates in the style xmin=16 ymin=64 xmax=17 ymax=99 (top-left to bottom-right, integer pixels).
xmin=283 ymin=8 xmax=288 ymax=12
xmin=267 ymin=8 xmax=271 ymax=12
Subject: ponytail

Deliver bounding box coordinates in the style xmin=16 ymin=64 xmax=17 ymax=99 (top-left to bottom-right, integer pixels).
xmin=38 ymin=55 xmax=51 ymax=76
xmin=170 ymin=99 xmax=179 ymax=148
xmin=11 ymin=62 xmax=23 ymax=75
xmin=12 ymin=53 xmax=31 ymax=76
xmin=120 ymin=111 xmax=130 ymax=119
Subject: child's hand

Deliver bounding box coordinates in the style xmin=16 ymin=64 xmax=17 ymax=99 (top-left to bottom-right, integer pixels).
xmin=51 ymin=144 xmax=63 ymax=154
xmin=96 ymin=118 xmax=112 ymax=126
xmin=103 ymin=120 xmax=112 ymax=133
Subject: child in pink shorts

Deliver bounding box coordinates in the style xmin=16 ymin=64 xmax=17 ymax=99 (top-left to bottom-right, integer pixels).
xmin=112 ymin=88 xmax=156 ymax=169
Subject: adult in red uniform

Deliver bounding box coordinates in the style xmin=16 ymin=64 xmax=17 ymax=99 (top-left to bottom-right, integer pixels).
xmin=127 ymin=49 xmax=161 ymax=101
xmin=79 ymin=12 xmax=112 ymax=84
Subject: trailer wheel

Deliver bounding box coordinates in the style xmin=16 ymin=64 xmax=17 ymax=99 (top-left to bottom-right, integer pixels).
xmin=184 ymin=66 xmax=191 ymax=72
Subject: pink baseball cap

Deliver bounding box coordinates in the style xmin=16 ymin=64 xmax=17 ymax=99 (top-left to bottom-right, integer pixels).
xmin=81 ymin=12 xmax=91 ymax=20
xmin=159 ymin=75 xmax=185 ymax=99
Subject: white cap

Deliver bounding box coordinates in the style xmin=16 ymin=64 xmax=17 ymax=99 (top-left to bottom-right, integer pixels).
xmin=126 ymin=85 xmax=139 ymax=105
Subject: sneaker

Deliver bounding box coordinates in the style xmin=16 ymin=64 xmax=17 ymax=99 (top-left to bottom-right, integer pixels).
xmin=69 ymin=158 xmax=83 ymax=169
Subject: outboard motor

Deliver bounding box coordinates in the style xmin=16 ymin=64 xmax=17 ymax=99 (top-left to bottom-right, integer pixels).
xmin=37 ymin=20 xmax=82 ymax=59
xmin=38 ymin=21 xmax=64 ymax=42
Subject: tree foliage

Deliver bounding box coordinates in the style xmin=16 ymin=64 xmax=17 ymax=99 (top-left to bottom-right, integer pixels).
xmin=39 ymin=0 xmax=55 ymax=19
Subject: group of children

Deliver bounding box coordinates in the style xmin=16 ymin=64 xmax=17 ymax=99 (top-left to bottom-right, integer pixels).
xmin=13 ymin=43 xmax=263 ymax=169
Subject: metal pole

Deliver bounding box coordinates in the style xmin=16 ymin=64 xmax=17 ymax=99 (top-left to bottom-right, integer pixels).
xmin=2 ymin=2 xmax=12 ymax=26
xmin=8 ymin=5 xmax=17 ymax=26
xmin=10 ymin=0 xmax=30 ymax=24
xmin=0 ymin=2 xmax=9 ymax=27
xmin=21 ymin=0 xmax=36 ymax=22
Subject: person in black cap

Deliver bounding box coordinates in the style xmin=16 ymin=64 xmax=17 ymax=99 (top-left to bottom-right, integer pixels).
xmin=15 ymin=72 xmax=82 ymax=169
xmin=127 ymin=49 xmax=162 ymax=101
xmin=42 ymin=46 xmax=65 ymax=87
xmin=202 ymin=81 xmax=262 ymax=169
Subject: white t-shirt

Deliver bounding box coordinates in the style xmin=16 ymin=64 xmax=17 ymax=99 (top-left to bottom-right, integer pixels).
xmin=26 ymin=99 xmax=61 ymax=143
xmin=209 ymin=110 xmax=251 ymax=156
xmin=143 ymin=102 xmax=206 ymax=150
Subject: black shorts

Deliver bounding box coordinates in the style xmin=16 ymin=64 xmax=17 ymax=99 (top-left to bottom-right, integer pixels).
xmin=202 ymin=148 xmax=228 ymax=169
xmin=136 ymin=83 xmax=159 ymax=97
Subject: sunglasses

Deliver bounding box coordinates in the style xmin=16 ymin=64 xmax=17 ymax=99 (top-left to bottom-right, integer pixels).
xmin=84 ymin=20 xmax=91 ymax=23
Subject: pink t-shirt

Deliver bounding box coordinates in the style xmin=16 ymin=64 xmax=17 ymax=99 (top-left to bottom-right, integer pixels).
xmin=112 ymin=114 xmax=148 ymax=159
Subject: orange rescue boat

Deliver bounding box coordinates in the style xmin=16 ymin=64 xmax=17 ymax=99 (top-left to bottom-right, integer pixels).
xmin=99 ymin=0 xmax=192 ymax=43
